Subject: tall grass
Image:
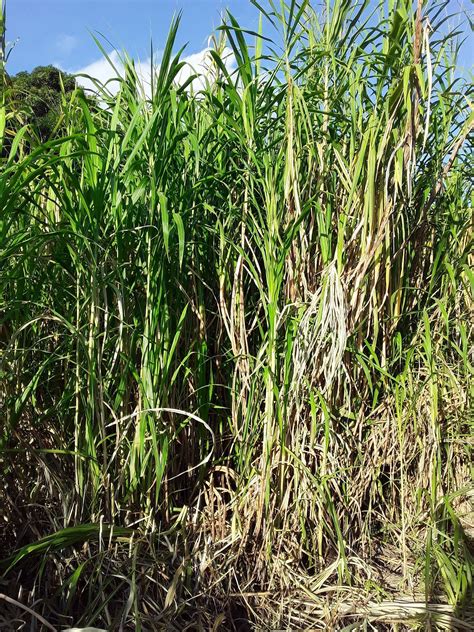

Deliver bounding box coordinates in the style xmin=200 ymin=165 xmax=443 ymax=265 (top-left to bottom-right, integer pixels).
xmin=1 ymin=0 xmax=473 ymax=629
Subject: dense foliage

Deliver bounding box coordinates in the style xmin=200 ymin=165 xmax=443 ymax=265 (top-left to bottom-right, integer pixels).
xmin=11 ymin=66 xmax=76 ymax=136
xmin=1 ymin=0 xmax=473 ymax=629
xmin=1 ymin=65 xmax=76 ymax=145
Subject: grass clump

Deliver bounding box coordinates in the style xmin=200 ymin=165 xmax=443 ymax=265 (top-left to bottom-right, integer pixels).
xmin=0 ymin=0 xmax=473 ymax=629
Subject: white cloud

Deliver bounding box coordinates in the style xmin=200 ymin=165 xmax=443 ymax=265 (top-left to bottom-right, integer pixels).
xmin=176 ymin=47 xmax=236 ymax=92
xmin=75 ymin=50 xmax=125 ymax=94
xmin=56 ymin=34 xmax=78 ymax=56
xmin=74 ymin=46 xmax=236 ymax=97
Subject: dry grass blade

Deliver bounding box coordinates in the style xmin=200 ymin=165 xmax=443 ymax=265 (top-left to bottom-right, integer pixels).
xmin=0 ymin=594 xmax=57 ymax=632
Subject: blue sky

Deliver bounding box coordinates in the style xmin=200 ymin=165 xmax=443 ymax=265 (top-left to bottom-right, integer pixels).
xmin=6 ymin=1 xmax=260 ymax=75
xmin=5 ymin=0 xmax=473 ymax=78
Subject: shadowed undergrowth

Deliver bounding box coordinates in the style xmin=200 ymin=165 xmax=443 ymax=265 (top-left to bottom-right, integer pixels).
xmin=0 ymin=0 xmax=473 ymax=629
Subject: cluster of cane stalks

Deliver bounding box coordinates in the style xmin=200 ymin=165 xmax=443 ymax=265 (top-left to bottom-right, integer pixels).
xmin=1 ymin=1 xmax=473 ymax=629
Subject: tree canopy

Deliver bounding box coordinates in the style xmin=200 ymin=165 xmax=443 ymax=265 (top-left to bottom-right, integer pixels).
xmin=7 ymin=65 xmax=76 ymax=140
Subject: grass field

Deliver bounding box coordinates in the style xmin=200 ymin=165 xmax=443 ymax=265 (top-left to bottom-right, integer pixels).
xmin=1 ymin=0 xmax=473 ymax=629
